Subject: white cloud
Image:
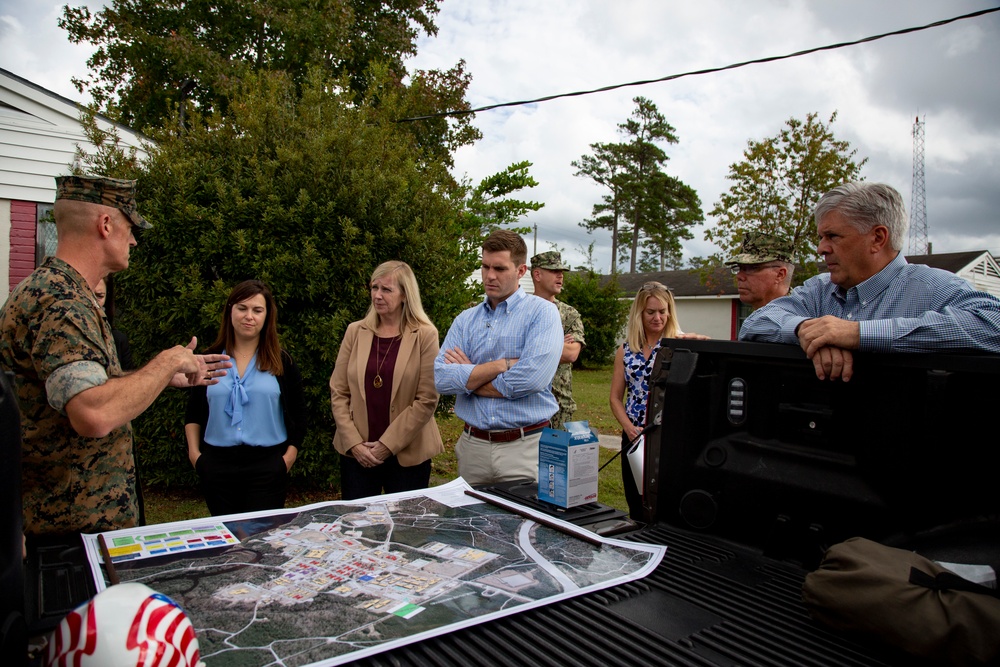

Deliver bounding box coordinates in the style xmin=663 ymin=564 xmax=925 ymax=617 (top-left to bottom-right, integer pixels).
xmin=406 ymin=0 xmax=1000 ymax=270
xmin=3 ymin=0 xmax=998 ymax=271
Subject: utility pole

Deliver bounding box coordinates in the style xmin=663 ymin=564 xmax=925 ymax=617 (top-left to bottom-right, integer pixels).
xmin=533 ymin=224 xmax=537 ymax=255
xmin=908 ymin=115 xmax=929 ymax=255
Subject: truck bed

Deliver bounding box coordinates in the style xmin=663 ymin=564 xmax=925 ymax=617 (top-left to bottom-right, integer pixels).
xmin=340 ymin=522 xmax=901 ymax=667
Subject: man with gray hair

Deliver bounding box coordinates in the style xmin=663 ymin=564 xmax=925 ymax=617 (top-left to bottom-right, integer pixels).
xmin=739 ymin=181 xmax=1000 ymax=381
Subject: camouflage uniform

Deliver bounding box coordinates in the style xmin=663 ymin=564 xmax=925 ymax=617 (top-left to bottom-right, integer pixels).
xmin=0 ymin=257 xmax=138 ymax=535
xmin=551 ymin=299 xmax=585 ymax=430
xmin=725 ymin=231 xmax=794 ymax=266
xmin=529 ymin=250 xmax=587 ymax=430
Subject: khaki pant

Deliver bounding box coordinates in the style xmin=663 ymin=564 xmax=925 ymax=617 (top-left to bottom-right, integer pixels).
xmin=455 ymin=429 xmax=542 ymax=486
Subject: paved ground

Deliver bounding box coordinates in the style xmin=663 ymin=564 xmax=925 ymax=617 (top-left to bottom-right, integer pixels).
xmin=597 ymin=433 xmax=621 ymax=450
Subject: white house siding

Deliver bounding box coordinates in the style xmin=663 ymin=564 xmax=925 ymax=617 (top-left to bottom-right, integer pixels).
xmin=958 ymin=257 xmax=1000 ymax=297
xmin=675 ymin=296 xmax=735 ymax=341
xmin=0 ymin=108 xmax=89 ymax=203
xmin=1 ymin=68 xmax=147 ymax=295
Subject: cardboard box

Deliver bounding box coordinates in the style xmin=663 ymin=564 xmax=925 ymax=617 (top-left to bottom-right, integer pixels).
xmin=537 ymin=421 xmax=600 ymax=508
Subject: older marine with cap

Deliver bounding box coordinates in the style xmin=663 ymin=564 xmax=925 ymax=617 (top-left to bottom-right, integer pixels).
xmin=529 ymin=250 xmax=585 ymax=430
xmin=725 ymin=231 xmax=796 ymax=309
xmin=0 ymin=174 xmax=231 ymax=537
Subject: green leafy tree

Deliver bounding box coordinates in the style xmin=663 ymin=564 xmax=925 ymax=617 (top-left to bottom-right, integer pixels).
xmin=574 ymin=97 xmax=702 ymax=274
xmin=560 ymin=272 xmax=628 ymax=367
xmin=706 ymin=111 xmax=867 ymax=277
xmin=573 ymin=241 xmax=600 ymax=272
xmin=572 ymin=143 xmax=628 ymax=274
xmin=428 ymin=160 xmax=546 ymax=321
xmin=619 ymin=97 xmax=676 ymax=272
xmin=636 ymin=249 xmax=680 ymax=273
xmin=60 ymin=0 xmax=433 ymax=124
xmin=58 ymin=0 xmax=479 ymax=163
xmin=84 ymin=70 xmax=473 ymax=489
xmin=461 ymin=160 xmax=543 ymax=235
xmin=636 ymin=174 xmax=702 ymax=271
xmin=74 ymin=68 xmax=546 ymax=489
xmin=392 ymin=61 xmax=482 ymax=168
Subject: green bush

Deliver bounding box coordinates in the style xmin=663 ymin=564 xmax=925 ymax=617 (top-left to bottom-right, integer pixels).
xmin=561 ymin=271 xmax=628 ymax=367
xmin=119 ymin=72 xmax=478 ymax=490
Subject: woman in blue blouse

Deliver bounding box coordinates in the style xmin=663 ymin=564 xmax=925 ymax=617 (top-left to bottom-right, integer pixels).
xmin=185 ymin=280 xmax=305 ymax=516
xmin=610 ymin=282 xmax=704 ymax=520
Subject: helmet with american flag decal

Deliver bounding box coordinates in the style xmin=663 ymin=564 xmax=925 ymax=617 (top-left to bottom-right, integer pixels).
xmin=46 ymin=582 xmax=204 ymax=667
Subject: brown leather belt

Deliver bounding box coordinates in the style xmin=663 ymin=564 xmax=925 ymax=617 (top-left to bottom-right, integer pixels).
xmin=463 ymin=420 xmax=549 ymax=443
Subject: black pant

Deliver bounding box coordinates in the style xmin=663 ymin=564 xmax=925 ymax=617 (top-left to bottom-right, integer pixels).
xmin=621 ymin=431 xmax=643 ymax=520
xmin=339 ymin=453 xmax=431 ymax=501
xmin=196 ymin=444 xmax=288 ymax=516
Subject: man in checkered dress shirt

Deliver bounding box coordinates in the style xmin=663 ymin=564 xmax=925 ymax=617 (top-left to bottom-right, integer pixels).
xmin=739 ymin=181 xmax=1000 ymax=381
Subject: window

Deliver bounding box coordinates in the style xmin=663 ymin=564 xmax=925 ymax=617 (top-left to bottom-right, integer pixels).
xmin=735 ymin=301 xmax=753 ymax=336
xmin=35 ymin=204 xmax=56 ymax=265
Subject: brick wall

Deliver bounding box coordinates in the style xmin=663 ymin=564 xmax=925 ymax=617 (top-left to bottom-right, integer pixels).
xmin=9 ymin=201 xmax=35 ymax=292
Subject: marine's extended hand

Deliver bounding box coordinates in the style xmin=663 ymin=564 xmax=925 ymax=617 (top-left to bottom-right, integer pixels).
xmin=170 ymin=337 xmax=233 ymax=388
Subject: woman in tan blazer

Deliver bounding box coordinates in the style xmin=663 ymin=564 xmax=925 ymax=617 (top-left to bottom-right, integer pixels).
xmin=330 ymin=261 xmax=443 ymax=500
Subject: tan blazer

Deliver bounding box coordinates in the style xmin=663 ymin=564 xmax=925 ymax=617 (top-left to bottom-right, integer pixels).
xmin=330 ymin=320 xmax=443 ymax=466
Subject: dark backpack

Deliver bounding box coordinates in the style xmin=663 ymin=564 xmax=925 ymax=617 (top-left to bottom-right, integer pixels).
xmin=802 ymin=536 xmax=1000 ymax=666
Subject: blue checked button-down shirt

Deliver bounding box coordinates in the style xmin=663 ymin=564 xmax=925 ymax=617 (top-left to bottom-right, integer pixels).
xmin=435 ymin=288 xmax=563 ymax=430
xmin=739 ymin=252 xmax=1000 ymax=353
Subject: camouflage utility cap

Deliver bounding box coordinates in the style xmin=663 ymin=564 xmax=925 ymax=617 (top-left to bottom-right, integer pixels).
xmin=530 ymin=251 xmax=569 ymax=271
xmin=55 ymin=175 xmax=151 ymax=229
xmin=726 ymin=231 xmax=793 ymax=265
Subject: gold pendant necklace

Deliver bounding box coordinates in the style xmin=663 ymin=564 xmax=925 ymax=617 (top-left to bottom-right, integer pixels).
xmin=372 ymin=334 xmax=400 ymax=388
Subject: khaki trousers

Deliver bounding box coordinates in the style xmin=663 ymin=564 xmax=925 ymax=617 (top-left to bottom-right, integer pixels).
xmin=455 ymin=429 xmax=542 ymax=486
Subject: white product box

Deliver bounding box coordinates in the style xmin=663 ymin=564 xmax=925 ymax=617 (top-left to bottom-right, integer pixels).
xmin=537 ymin=421 xmax=600 ymax=508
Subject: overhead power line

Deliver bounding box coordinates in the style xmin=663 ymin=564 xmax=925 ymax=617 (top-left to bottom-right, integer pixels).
xmin=396 ymin=6 xmax=1000 ymax=123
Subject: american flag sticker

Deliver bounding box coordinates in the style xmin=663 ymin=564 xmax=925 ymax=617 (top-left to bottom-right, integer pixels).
xmin=126 ymin=592 xmax=201 ymax=667
xmin=47 ymin=595 xmax=97 ymax=665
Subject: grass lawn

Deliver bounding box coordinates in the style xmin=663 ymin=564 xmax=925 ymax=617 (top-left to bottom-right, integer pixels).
xmin=144 ymin=364 xmax=625 ymax=524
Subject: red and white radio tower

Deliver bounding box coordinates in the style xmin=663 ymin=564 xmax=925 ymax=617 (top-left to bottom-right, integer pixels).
xmin=908 ymin=115 xmax=929 ymax=255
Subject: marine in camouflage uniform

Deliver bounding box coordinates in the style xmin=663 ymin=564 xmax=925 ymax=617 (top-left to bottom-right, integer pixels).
xmin=529 ymin=251 xmax=586 ymax=430
xmin=0 ymin=175 xmax=157 ymax=536
xmin=551 ymin=299 xmax=585 ymax=429
xmin=0 ymin=256 xmax=138 ymax=535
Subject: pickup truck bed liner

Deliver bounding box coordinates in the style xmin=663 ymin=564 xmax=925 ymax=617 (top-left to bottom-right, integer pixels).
xmin=343 ymin=522 xmax=900 ymax=666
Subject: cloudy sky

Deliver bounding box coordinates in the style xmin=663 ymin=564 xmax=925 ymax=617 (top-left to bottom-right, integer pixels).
xmin=3 ymin=0 xmax=998 ymax=273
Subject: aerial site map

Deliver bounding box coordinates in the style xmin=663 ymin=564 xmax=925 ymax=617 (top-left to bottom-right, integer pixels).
xmin=82 ymin=478 xmax=664 ymax=666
